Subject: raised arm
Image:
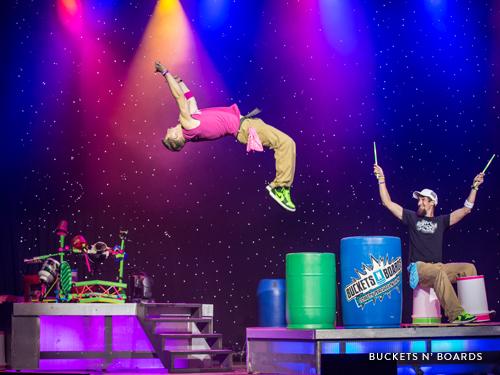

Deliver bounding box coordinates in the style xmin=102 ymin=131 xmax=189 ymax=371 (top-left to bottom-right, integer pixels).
xmin=374 ymin=164 xmax=403 ymax=220
xmin=450 ymin=172 xmax=484 ymax=226
xmin=174 ymin=76 xmax=200 ymax=114
xmin=154 ymin=62 xmax=190 ymax=122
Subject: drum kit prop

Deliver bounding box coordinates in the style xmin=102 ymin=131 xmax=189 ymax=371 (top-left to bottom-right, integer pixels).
xmin=23 ymin=220 xmax=129 ymax=303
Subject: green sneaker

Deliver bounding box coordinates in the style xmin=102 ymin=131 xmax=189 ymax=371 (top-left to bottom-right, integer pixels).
xmin=266 ymin=185 xmax=296 ymax=212
xmin=451 ymin=311 xmax=477 ymax=324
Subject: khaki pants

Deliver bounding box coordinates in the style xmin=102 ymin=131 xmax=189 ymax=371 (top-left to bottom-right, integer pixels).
xmin=237 ymin=118 xmax=296 ymax=188
xmin=417 ymin=262 xmax=477 ymax=321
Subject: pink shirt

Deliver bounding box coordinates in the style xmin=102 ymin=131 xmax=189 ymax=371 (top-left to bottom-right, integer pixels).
xmin=182 ymin=104 xmax=241 ymax=142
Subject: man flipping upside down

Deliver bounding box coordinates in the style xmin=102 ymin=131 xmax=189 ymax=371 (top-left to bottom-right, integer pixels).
xmin=155 ymin=61 xmax=297 ymax=212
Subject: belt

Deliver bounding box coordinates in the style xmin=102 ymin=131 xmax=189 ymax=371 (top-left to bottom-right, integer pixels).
xmin=240 ymin=107 xmax=262 ymax=124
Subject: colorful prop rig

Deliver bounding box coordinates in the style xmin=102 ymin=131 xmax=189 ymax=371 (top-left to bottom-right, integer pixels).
xmin=24 ymin=220 xmax=128 ymax=304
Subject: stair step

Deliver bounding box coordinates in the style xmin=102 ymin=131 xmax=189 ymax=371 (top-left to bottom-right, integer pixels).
xmin=138 ymin=302 xmax=228 ymax=372
xmin=159 ymin=333 xmax=221 ymax=339
xmin=139 ymin=302 xmax=213 ymax=321
xmin=141 ymin=303 xmax=204 ymax=308
xmin=168 ymin=367 xmax=233 ymax=374
xmin=148 ymin=317 xmax=212 ymax=323
xmin=167 ymin=349 xmax=232 ymax=355
xmin=147 ymin=314 xmax=191 ymax=319
xmin=148 ymin=317 xmax=213 ymax=334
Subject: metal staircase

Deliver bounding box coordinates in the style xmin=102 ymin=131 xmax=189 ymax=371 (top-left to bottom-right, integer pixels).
xmin=137 ymin=303 xmax=233 ymax=373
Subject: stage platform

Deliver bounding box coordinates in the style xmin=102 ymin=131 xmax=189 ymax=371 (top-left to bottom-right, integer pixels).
xmin=9 ymin=302 xmax=233 ymax=373
xmin=246 ymin=324 xmax=500 ymax=374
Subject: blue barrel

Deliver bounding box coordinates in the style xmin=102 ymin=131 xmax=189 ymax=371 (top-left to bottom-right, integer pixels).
xmin=257 ymin=279 xmax=286 ymax=327
xmin=340 ymin=236 xmax=402 ymax=328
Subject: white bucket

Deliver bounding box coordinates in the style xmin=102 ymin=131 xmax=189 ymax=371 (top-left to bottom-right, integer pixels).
xmin=412 ymin=286 xmax=441 ymax=324
xmin=457 ymin=275 xmax=491 ymax=322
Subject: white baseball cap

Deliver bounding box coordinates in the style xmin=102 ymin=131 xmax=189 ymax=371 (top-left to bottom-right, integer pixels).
xmin=412 ymin=189 xmax=438 ymax=206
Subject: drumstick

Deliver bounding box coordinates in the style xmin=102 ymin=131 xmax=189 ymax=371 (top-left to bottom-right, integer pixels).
xmin=373 ymin=142 xmax=378 ymax=165
xmin=482 ymin=154 xmax=496 ymax=174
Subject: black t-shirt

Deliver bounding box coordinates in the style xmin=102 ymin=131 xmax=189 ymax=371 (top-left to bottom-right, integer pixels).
xmin=402 ymin=209 xmax=450 ymax=263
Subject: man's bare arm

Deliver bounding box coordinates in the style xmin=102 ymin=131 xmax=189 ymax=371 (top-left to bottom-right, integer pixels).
xmin=154 ymin=62 xmax=190 ymax=121
xmin=374 ymin=164 xmax=403 ymax=220
xmin=175 ymin=76 xmax=200 ymax=114
xmin=450 ymin=172 xmax=484 ymax=226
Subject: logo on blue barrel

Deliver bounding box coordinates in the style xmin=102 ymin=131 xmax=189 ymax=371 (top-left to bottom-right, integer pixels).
xmin=344 ymin=255 xmax=402 ymax=308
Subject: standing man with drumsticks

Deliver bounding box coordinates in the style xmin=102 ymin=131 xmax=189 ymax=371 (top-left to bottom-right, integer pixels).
xmin=373 ymin=161 xmax=487 ymax=324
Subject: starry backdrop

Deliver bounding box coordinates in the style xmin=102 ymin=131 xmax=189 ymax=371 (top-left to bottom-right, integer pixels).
xmin=2 ymin=0 xmax=500 ymax=350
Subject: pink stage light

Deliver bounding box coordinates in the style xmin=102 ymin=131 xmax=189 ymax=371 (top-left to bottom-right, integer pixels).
xmin=57 ymin=0 xmax=83 ymax=34
xmin=110 ymin=0 xmax=226 ymax=164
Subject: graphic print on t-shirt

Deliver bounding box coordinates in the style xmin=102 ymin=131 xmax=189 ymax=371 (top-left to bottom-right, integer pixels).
xmin=416 ymin=219 xmax=438 ymax=234
xmin=402 ymin=209 xmax=450 ymax=263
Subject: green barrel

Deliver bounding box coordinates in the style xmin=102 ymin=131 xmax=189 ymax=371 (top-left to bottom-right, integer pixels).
xmin=286 ymin=252 xmax=336 ymax=329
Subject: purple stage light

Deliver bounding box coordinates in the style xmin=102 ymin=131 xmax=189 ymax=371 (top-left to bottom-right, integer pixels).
xmin=40 ymin=316 xmax=105 ymax=351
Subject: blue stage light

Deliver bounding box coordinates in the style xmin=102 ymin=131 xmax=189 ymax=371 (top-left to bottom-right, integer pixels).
xmin=199 ymin=0 xmax=230 ymax=29
xmin=345 ymin=340 xmax=427 ymax=354
xmin=322 ymin=341 xmax=341 ymax=354
xmin=271 ymin=341 xmax=315 ymax=355
xmin=431 ymin=338 xmax=500 ymax=352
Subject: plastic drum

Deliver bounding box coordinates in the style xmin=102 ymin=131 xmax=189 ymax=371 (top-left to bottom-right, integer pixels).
xmin=340 ymin=236 xmax=402 ymax=328
xmin=257 ymin=279 xmax=286 ymax=327
xmin=286 ymin=253 xmax=336 ymax=329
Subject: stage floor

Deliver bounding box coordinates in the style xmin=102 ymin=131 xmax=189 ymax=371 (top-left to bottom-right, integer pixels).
xmin=8 ymin=301 xmax=500 ymax=374
xmin=4 ymin=364 xmax=249 ymax=375
xmin=248 ymin=322 xmax=500 ymax=340
xmin=246 ymin=324 xmax=500 ymax=374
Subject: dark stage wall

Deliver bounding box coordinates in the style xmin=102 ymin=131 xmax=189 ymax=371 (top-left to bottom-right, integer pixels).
xmin=2 ymin=0 xmax=499 ymax=350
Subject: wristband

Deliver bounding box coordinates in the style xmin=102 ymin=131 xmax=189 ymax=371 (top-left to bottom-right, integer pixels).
xmin=471 ymin=184 xmax=478 ymax=191
xmin=161 ymin=69 xmax=169 ymax=76
xmin=379 ymin=181 xmax=386 ymax=185
xmin=184 ymin=91 xmax=194 ymax=100
xmin=464 ymin=199 xmax=474 ymax=209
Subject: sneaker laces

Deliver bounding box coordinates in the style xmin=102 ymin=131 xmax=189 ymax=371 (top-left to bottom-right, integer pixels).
xmin=283 ymin=188 xmax=293 ymax=204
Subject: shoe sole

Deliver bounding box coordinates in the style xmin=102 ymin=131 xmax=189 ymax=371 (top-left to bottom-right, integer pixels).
xmin=451 ymin=317 xmax=477 ymax=325
xmin=266 ymin=185 xmax=296 ymax=212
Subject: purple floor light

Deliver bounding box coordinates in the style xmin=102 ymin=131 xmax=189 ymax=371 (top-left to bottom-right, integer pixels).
xmin=38 ymin=313 xmax=162 ymax=370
